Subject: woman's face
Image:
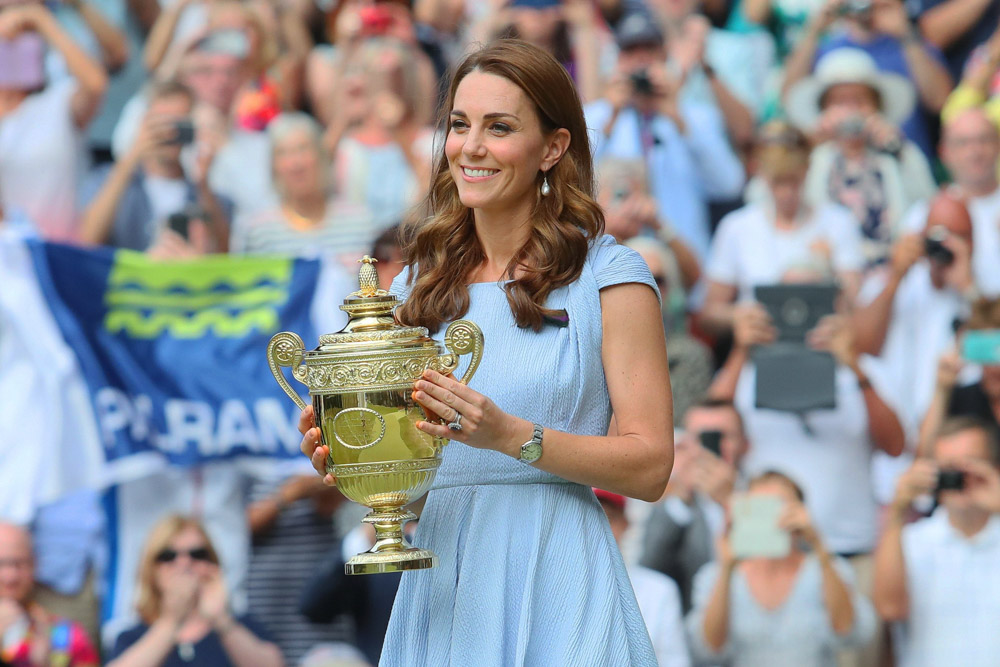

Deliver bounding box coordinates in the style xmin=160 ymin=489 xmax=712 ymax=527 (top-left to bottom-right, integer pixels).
xmin=766 ymin=173 xmax=805 ymax=216
xmin=153 ymin=527 xmax=215 ymax=593
xmin=273 ymin=128 xmax=324 ymax=200
xmin=445 ymin=70 xmax=563 ymax=214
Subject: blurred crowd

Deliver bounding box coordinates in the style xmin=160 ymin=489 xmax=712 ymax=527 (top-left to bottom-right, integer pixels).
xmin=3 ymin=0 xmax=1000 ymax=663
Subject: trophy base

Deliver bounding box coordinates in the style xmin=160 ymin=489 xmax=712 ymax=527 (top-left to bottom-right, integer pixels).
xmin=345 ymin=507 xmax=436 ymax=575
xmin=345 ymin=548 xmax=438 ymax=575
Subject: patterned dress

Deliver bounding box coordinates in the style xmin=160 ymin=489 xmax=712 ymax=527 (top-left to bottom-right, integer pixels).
xmin=379 ymin=235 xmax=659 ymax=666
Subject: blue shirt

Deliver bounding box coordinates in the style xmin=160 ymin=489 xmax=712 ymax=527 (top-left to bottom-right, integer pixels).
xmin=816 ymin=33 xmax=945 ymax=158
xmin=911 ymin=0 xmax=1000 ymax=79
xmin=109 ymin=615 xmax=273 ymax=666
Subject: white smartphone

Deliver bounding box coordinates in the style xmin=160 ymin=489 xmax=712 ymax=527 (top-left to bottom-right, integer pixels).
xmin=729 ymin=495 xmax=791 ymax=560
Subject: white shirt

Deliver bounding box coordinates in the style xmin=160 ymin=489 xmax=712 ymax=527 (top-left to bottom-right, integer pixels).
xmin=735 ymin=356 xmax=901 ymax=554
xmin=143 ymin=175 xmax=189 ymax=228
xmin=898 ymin=509 xmax=1000 ymax=667
xmin=627 ymin=565 xmax=691 ymax=667
xmin=707 ymin=202 xmax=864 ymax=302
xmin=859 ymin=264 xmax=963 ymax=504
xmin=901 ymin=188 xmax=1000 ymax=297
xmin=0 ymin=80 xmax=85 ymax=241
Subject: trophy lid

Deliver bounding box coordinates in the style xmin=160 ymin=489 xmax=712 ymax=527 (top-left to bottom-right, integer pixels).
xmin=316 ymin=256 xmax=429 ymax=350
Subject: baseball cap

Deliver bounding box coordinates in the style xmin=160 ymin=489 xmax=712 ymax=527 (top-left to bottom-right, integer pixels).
xmin=615 ymin=11 xmax=664 ymax=50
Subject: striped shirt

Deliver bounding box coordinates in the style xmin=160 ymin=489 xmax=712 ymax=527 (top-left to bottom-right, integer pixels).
xmin=246 ymin=475 xmax=353 ymax=665
xmin=237 ymin=198 xmax=377 ymax=273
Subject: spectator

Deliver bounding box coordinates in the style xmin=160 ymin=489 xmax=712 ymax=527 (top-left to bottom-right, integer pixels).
xmin=899 ymin=108 xmax=1000 ymax=296
xmin=78 ymin=80 xmax=230 ymax=252
xmin=112 ymin=31 xmax=275 ymax=221
xmin=0 ymin=2 xmax=107 ymax=242
xmin=915 ymin=0 xmax=1000 ymax=79
xmin=701 ymin=121 xmax=863 ymax=336
xmin=325 ymin=37 xmax=436 ymax=230
xmin=873 ymin=416 xmax=1000 ymax=666
xmin=585 ymin=11 xmax=745 ymax=261
xmin=920 ymin=298 xmax=1000 ymax=453
xmin=595 ymin=489 xmax=691 ymax=667
xmin=786 ymin=48 xmax=937 ymax=264
xmin=298 ymin=524 xmax=405 ymax=665
xmin=0 ymin=522 xmax=99 ymax=666
xmin=245 ymin=473 xmax=348 ymax=665
xmin=626 ymin=235 xmax=712 ymax=420
xmin=107 ymin=515 xmax=283 ymax=667
xmin=235 ymin=112 xmax=375 ymax=266
xmin=640 ymin=398 xmax=750 ymax=612
xmin=941 ymin=24 xmax=1000 ymax=126
xmin=371 ymin=224 xmax=406 ymax=292
xmin=782 ymin=0 xmax=953 ymax=158
xmin=686 ymin=471 xmax=876 ymax=665
xmin=708 ymin=281 xmax=905 ymax=665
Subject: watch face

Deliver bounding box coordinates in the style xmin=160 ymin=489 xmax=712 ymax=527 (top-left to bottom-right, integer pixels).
xmin=521 ymin=442 xmax=542 ymax=463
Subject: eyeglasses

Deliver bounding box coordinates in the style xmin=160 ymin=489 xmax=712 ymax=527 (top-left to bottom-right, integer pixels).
xmin=155 ymin=547 xmax=213 ymax=564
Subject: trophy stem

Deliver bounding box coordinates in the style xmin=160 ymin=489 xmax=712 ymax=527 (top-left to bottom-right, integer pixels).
xmin=344 ymin=507 xmax=438 ymax=575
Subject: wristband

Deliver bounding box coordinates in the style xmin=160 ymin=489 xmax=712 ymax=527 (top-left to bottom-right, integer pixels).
xmin=857 ymin=376 xmax=872 ymax=391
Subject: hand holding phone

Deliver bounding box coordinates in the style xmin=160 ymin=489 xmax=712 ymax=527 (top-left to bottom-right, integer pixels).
xmin=698 ymin=430 xmax=722 ymax=457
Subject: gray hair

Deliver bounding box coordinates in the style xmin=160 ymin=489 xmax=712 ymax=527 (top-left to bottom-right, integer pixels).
xmin=267 ymin=112 xmax=330 ymax=199
xmin=596 ymin=157 xmax=649 ymax=197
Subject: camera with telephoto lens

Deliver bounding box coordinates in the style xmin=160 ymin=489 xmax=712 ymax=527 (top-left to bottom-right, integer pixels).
xmin=630 ymin=69 xmax=655 ymax=96
xmin=924 ymin=225 xmax=955 ymax=266
xmin=936 ymin=468 xmax=966 ymax=492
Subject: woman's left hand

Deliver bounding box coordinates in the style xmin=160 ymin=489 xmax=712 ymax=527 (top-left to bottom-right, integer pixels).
xmin=779 ymin=500 xmax=821 ymax=550
xmin=198 ymin=570 xmax=229 ymax=626
xmin=411 ymin=369 xmax=525 ymax=454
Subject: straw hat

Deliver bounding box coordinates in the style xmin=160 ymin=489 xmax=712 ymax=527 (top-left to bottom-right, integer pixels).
xmin=785 ymin=48 xmax=916 ymax=130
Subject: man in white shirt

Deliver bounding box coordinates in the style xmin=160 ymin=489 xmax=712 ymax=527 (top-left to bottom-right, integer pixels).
xmin=584 ymin=12 xmax=744 ymax=261
xmin=596 ymin=488 xmax=691 ymax=667
xmin=900 ymin=108 xmax=1000 ymax=295
xmin=874 ymin=416 xmax=1000 ymax=667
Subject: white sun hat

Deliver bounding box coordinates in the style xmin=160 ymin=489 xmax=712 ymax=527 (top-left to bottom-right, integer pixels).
xmin=785 ymin=48 xmax=916 ymax=130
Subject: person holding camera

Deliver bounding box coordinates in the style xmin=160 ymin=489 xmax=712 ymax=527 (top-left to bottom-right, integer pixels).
xmin=785 ymin=47 xmax=937 ymax=266
xmin=640 ymin=398 xmax=750 ymax=613
xmin=78 ymin=79 xmax=230 ymax=253
xmin=585 ymin=11 xmax=744 ymax=261
xmin=919 ymin=298 xmax=1000 ymax=455
xmin=686 ymin=471 xmax=876 ymax=666
xmin=873 ymin=416 xmax=1000 ymax=667
xmin=781 ymin=0 xmax=953 ymax=158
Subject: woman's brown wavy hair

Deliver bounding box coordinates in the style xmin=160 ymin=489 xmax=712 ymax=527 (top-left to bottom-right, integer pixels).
xmin=396 ymin=39 xmax=604 ymax=333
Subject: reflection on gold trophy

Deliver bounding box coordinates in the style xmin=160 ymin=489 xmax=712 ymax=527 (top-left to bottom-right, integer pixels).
xmin=266 ymin=257 xmax=484 ymax=574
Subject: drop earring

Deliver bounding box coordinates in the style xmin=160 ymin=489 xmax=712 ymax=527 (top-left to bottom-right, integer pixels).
xmin=540 ymin=174 xmax=551 ymax=196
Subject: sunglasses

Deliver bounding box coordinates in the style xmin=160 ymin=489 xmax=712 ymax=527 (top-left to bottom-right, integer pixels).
xmin=155 ymin=547 xmax=213 ymax=564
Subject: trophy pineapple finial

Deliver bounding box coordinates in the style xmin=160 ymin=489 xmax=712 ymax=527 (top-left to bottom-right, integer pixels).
xmin=354 ymin=255 xmax=383 ymax=298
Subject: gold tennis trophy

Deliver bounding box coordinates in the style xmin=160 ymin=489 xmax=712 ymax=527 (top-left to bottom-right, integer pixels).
xmin=266 ymin=257 xmax=483 ymax=574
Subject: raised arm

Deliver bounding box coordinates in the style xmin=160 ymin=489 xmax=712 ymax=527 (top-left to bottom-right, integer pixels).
xmin=917 ymin=0 xmax=993 ymax=50
xmin=0 ymin=4 xmax=108 ymax=128
xmin=68 ymin=0 xmax=131 ymax=73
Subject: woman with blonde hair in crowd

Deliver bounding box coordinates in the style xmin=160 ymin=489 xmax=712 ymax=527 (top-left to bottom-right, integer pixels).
xmin=106 ymin=515 xmax=283 ymax=667
xmin=700 ymin=120 xmax=864 ymax=338
xmin=323 ymin=36 xmax=437 ymax=229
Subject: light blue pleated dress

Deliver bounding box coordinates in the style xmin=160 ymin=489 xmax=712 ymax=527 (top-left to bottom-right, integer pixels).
xmin=380 ymin=235 xmax=659 ymax=667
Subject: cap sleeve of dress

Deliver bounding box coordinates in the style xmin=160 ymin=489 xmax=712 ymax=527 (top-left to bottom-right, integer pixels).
xmin=389 ymin=265 xmax=413 ymax=301
xmin=589 ymin=234 xmax=661 ymax=302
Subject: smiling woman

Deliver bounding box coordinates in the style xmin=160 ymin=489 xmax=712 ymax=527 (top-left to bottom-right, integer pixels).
xmin=297 ymin=39 xmax=674 ymax=666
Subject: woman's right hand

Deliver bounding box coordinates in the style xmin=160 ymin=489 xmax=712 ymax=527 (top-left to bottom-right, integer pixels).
xmin=298 ymin=406 xmax=336 ymax=486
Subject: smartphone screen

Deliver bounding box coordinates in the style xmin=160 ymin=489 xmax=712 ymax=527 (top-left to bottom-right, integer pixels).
xmin=729 ymin=495 xmax=791 ymax=560
xmin=961 ymin=330 xmax=1000 ymax=364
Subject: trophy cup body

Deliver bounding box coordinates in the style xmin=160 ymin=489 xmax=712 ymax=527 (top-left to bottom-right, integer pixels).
xmin=266 ymin=257 xmax=483 ymax=574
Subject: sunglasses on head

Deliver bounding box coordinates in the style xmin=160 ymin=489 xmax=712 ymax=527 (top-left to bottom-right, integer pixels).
xmin=155 ymin=547 xmax=212 ymax=564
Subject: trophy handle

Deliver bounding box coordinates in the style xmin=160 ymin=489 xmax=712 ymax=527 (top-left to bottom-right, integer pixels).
xmin=266 ymin=332 xmax=309 ymax=410
xmin=443 ymin=320 xmax=484 ymax=385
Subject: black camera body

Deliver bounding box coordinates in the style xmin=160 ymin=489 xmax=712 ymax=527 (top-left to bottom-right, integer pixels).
xmin=936 ymin=468 xmax=966 ymax=492
xmin=630 ymin=69 xmax=655 ymax=96
xmin=924 ymin=226 xmax=955 ymax=266
xmin=699 ymin=430 xmax=723 ymax=457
